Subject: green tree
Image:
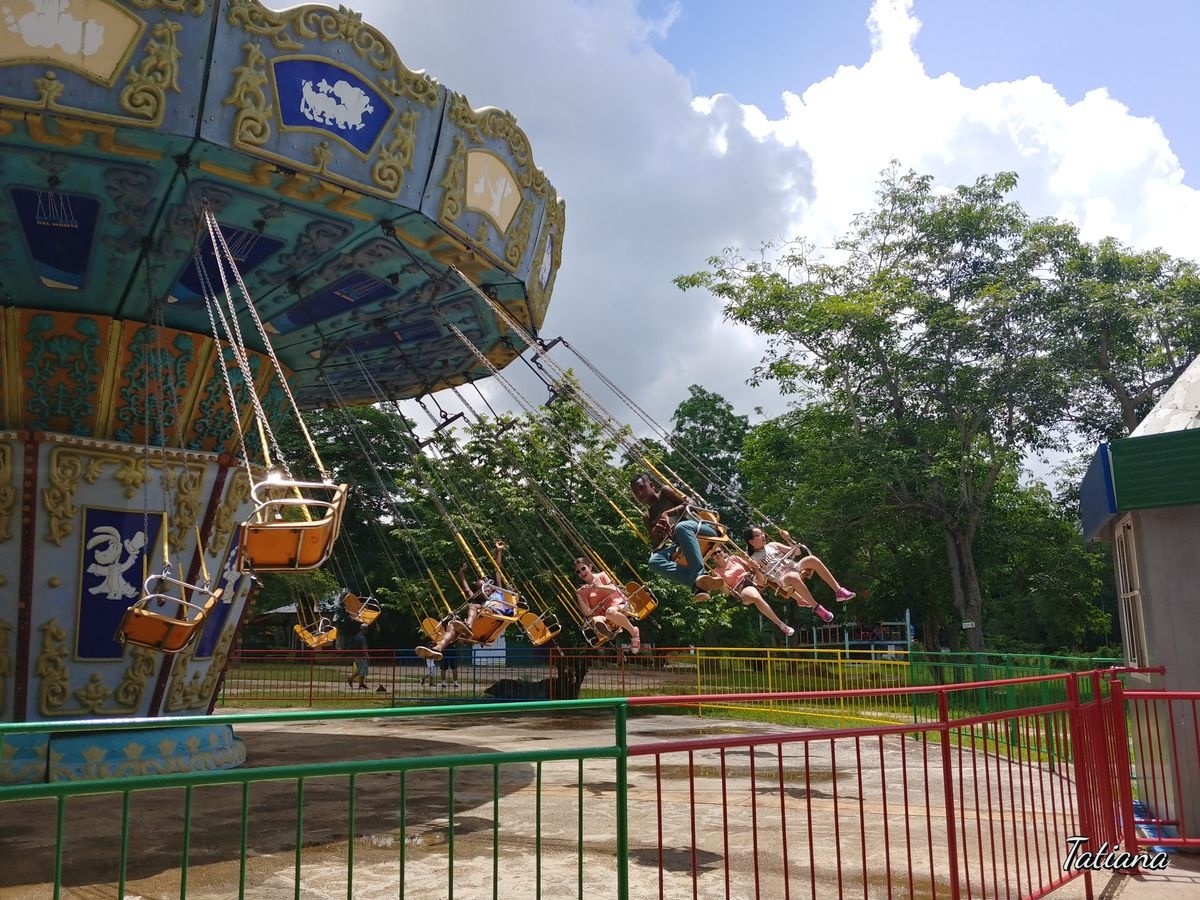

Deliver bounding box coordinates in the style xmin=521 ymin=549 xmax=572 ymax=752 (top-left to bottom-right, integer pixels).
xmin=678 ymin=166 xmax=1077 ymax=652
xmin=663 ymin=385 xmax=750 ymax=533
xmin=1050 ymin=236 xmax=1200 ymax=441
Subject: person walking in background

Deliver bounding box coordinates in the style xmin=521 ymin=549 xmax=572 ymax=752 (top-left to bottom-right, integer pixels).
xmin=347 ymin=623 xmax=370 ymax=690
xmin=439 ymin=644 xmax=461 ymax=689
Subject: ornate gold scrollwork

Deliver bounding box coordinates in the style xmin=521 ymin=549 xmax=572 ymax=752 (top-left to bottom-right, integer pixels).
xmin=208 ymin=468 xmax=250 ymax=557
xmin=372 ymin=109 xmax=419 ymax=194
xmin=439 ymin=94 xmax=551 ymax=271
xmin=42 ymin=446 xmax=203 ymax=548
xmin=36 ymin=619 xmax=158 ymax=716
xmin=119 ymin=19 xmax=183 ymax=125
xmin=438 ymin=136 xmax=467 ymax=224
xmin=505 ymin=200 xmax=534 ymax=268
xmin=226 ymin=0 xmax=438 ymax=107
xmin=226 ymin=40 xmax=272 ymax=147
xmin=127 ymin=0 xmax=208 ymax=14
xmin=34 ymin=72 xmax=65 ymax=108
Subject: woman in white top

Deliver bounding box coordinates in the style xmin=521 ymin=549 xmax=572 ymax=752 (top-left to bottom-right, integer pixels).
xmin=745 ymin=526 xmax=854 ymax=622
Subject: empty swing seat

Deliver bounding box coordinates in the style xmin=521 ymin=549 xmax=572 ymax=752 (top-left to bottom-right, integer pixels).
xmin=238 ymin=480 xmax=348 ymax=572
xmin=343 ymin=592 xmax=381 ymax=626
xmin=294 ymin=620 xmax=338 ymax=649
xmin=518 ymin=610 xmax=561 ymax=646
xmin=622 ymin=582 xmax=658 ymax=620
xmin=116 ymin=578 xmax=224 ymax=655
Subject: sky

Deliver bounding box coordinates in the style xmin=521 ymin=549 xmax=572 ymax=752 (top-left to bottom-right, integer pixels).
xmin=264 ymin=0 xmax=1200 ymax=448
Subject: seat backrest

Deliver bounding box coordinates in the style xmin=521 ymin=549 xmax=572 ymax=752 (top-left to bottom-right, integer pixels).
xmin=518 ymin=610 xmax=560 ymax=646
xmin=469 ymin=614 xmax=510 ymax=646
xmin=622 ymin=582 xmax=658 ymax=620
xmin=420 ymin=616 xmax=445 ymax=642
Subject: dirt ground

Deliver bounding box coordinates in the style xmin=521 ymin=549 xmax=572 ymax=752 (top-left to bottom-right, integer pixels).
xmin=0 ymin=710 xmax=1196 ymax=899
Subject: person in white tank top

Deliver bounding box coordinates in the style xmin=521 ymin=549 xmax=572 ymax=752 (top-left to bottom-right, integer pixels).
xmin=745 ymin=526 xmax=855 ymax=623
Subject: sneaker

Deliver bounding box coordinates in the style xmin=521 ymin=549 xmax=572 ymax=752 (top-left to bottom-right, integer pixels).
xmin=694 ymin=573 xmax=725 ymax=595
xmin=452 ymin=682 xmax=460 ymax=689
xmin=416 ymin=646 xmax=443 ymax=662
xmin=780 ymin=624 xmax=795 ymax=637
xmin=358 ymin=683 xmax=368 ymax=690
xmin=816 ymin=604 xmax=834 ymax=623
xmin=439 ymin=682 xmax=447 ymax=690
xmin=346 ymin=676 xmax=354 ymax=686
xmin=630 ymin=629 xmax=641 ymax=654
xmin=835 ymin=587 xmax=856 ymax=602
xmin=692 ymin=589 xmax=710 ymax=603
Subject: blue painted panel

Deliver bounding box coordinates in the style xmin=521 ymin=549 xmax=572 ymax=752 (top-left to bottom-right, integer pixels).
xmin=10 ymin=187 xmax=100 ymax=290
xmin=1080 ymin=443 xmax=1118 ymax=542
xmin=194 ymin=532 xmax=252 ymax=659
xmin=268 ymin=273 xmax=397 ymax=335
xmin=273 ymin=59 xmax=390 ymax=155
xmin=168 ymin=224 xmax=286 ymax=309
xmin=76 ymin=507 xmax=163 ymax=660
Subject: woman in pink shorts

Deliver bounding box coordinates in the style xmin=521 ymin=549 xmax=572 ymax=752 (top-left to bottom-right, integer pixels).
xmin=574 ymin=558 xmax=641 ymax=653
xmin=709 ymin=546 xmax=796 ymax=637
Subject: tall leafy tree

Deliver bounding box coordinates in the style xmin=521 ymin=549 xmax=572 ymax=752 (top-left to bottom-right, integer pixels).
xmin=664 ymin=385 xmax=750 ymax=532
xmin=1051 ymin=236 xmax=1200 ymax=441
xmin=677 ymin=166 xmax=1076 ymax=651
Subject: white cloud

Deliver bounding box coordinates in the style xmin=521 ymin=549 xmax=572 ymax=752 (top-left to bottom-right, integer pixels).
xmin=753 ymin=0 xmax=1200 ymax=260
xmin=262 ymin=0 xmax=1200 ymax=442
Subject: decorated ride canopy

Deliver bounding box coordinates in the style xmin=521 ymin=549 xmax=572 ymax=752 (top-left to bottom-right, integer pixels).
xmin=0 ymin=0 xmax=565 ymax=416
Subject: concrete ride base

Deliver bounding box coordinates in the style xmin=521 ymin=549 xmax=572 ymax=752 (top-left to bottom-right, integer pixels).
xmin=0 ymin=711 xmax=1195 ymax=899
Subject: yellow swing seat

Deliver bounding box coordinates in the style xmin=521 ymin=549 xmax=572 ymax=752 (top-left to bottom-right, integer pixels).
xmin=622 ymin=582 xmax=659 ymax=620
xmin=343 ymin=592 xmax=381 ymax=626
xmin=518 ymin=610 xmax=560 ymax=646
xmin=294 ymin=618 xmax=338 ymax=649
xmin=668 ymin=506 xmax=731 ymax=568
xmin=582 ymin=618 xmax=616 ymax=648
xmin=116 ymin=576 xmax=224 ymax=655
xmin=238 ymin=480 xmax=348 ymax=573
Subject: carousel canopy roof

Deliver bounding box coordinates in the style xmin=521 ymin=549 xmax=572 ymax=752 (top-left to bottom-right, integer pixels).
xmin=0 ymin=0 xmax=564 ymax=408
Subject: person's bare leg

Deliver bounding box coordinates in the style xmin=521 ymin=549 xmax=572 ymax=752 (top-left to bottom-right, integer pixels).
xmin=781 ymin=572 xmax=819 ymax=608
xmin=604 ymin=607 xmax=638 ymax=639
xmin=795 ymin=555 xmax=841 ymax=592
xmin=738 ymin=586 xmax=791 ymax=632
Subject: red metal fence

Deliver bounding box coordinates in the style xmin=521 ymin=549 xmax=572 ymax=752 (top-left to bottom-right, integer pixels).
xmin=11 ymin=661 xmax=1180 ymax=897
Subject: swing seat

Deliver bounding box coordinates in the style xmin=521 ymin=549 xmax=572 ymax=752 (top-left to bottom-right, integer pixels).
xmin=622 ymin=582 xmax=658 ymax=620
xmin=294 ymin=620 xmax=338 ymax=649
xmin=480 ymin=585 xmax=523 ymax=619
xmin=421 ymin=616 xmax=446 ymax=643
xmin=468 ymin=612 xmax=512 ymax=645
xmin=518 ymin=610 xmax=560 ymax=646
xmin=669 ymin=531 xmax=731 ymax=568
xmin=116 ymin=578 xmax=224 ymax=655
xmin=238 ymin=480 xmax=348 ymax=573
xmin=344 ymin=592 xmax=381 ymax=626
xmin=582 ymin=619 xmax=615 ymax=648
xmin=667 ymin=505 xmax=731 ymax=568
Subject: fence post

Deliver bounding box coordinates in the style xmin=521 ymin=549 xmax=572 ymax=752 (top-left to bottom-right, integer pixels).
xmin=615 ymin=701 xmax=630 ymax=900
xmin=1108 ymin=676 xmax=1141 ymax=854
xmin=1065 ymin=675 xmax=1095 ymax=898
xmin=938 ymin=691 xmax=962 ymax=899
xmin=308 ymin=651 xmax=315 ymax=708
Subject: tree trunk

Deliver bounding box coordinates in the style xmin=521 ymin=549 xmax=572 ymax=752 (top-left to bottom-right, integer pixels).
xmin=943 ymin=528 xmax=985 ymax=652
xmin=956 ymin=534 xmax=985 ymax=653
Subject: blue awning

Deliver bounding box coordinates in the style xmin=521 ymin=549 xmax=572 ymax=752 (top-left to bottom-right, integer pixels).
xmin=1080 ymin=443 xmax=1118 ymax=541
